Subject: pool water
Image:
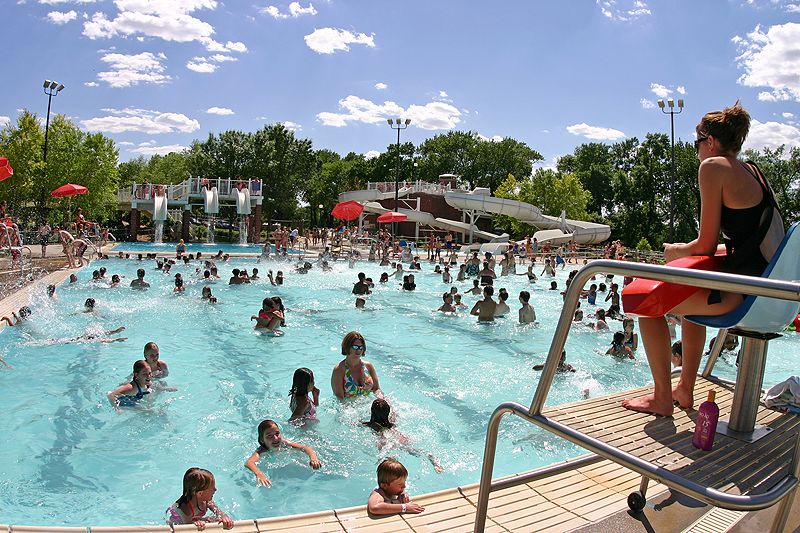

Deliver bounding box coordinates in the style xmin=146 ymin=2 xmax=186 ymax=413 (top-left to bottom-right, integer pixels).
xmin=0 ymin=258 xmax=797 ymax=527
xmin=113 ymin=242 xmax=266 ymax=254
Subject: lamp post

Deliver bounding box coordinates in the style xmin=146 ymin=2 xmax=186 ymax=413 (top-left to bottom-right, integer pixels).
xmin=657 ymin=97 xmax=683 ymax=242
xmin=318 ymin=204 xmax=324 ymax=227
xmin=41 ymin=79 xmax=65 ymax=222
xmin=387 ymin=118 xmax=411 ymax=240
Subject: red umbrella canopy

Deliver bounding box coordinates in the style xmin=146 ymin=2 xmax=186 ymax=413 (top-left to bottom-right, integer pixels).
xmin=376 ymin=211 xmax=408 ymax=223
xmin=331 ymin=200 xmax=364 ymax=221
xmin=51 ymin=183 xmax=89 ymax=198
xmin=0 ymin=157 xmax=13 ymax=181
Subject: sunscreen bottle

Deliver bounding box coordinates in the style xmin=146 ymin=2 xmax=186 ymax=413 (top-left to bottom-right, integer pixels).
xmin=692 ymin=390 xmax=719 ymax=451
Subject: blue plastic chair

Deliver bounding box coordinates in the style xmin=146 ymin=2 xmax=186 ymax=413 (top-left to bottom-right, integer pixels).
xmin=686 ymin=221 xmax=800 ymax=438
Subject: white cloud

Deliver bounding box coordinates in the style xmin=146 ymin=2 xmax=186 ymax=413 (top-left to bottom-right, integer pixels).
xmin=47 ymin=10 xmax=77 ymax=24
xmin=374 ymin=82 xmax=387 ymax=90
xmin=439 ymin=90 xmax=448 ymax=98
xmin=261 ymin=2 xmax=316 ymax=18
xmin=117 ymin=141 xmax=134 ymax=146
xmin=225 ymin=41 xmax=247 ymax=52
xmin=207 ymin=106 xmax=234 ymax=115
xmin=783 ymin=112 xmax=795 ymax=118
xmin=282 ymin=120 xmax=301 ymax=131
xmin=138 ymin=140 xmax=155 ymax=146
xmin=317 ymin=95 xmax=461 ymax=130
xmin=39 ymin=0 xmax=97 ymax=4
xmin=81 ymin=107 xmax=200 ymax=134
xmin=304 ymin=27 xmax=375 ymax=54
xmin=186 ymin=59 xmax=217 ymax=73
xmin=735 ymin=23 xmax=800 ymax=102
xmin=676 ymin=86 xmax=686 ymax=95
xmin=597 ymin=0 xmax=651 ymax=21
xmin=478 ymin=133 xmax=503 ymax=142
xmin=743 ymin=119 xmax=800 ymax=151
xmin=209 ymin=54 xmax=237 ymax=62
xmin=566 ymin=123 xmax=626 ymax=141
xmin=131 ymin=144 xmax=188 ymax=155
xmin=84 ymin=81 xmax=99 ymax=87
xmin=97 ymin=51 xmax=170 ymax=88
xmin=0 ymin=116 xmax=10 ymax=127
xmin=364 ymin=150 xmax=380 ymax=160
xmin=650 ymin=83 xmax=672 ymax=98
xmin=640 ymin=98 xmax=656 ymax=109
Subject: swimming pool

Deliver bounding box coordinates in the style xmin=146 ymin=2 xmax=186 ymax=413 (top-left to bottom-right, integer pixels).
xmin=113 ymin=242 xmax=266 ymax=254
xmin=1 ymin=258 xmax=797 ymax=527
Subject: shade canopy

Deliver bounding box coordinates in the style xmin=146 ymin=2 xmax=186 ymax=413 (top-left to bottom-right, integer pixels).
xmin=51 ymin=183 xmax=88 ymax=198
xmin=376 ymin=211 xmax=408 ymax=223
xmin=331 ymin=200 xmax=364 ymax=221
xmin=0 ymin=157 xmax=13 ymax=182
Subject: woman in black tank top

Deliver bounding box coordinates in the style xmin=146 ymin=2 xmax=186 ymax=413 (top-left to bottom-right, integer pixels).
xmin=622 ymin=102 xmax=784 ymax=418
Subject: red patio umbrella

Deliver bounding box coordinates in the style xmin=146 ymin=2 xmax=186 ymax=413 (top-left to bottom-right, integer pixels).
xmin=0 ymin=157 xmax=13 ymax=181
xmin=51 ymin=183 xmax=89 ymax=198
xmin=331 ymin=200 xmax=364 ymax=221
xmin=376 ymin=211 xmax=408 ymax=223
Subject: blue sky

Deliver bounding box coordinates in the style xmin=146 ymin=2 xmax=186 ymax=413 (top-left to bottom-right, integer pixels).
xmin=2 ymin=0 xmax=799 ymax=167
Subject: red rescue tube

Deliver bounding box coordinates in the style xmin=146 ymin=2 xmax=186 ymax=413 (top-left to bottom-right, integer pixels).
xmin=622 ymin=255 xmax=725 ymax=318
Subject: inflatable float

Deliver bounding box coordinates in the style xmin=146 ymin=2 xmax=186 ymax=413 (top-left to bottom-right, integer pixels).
xmin=622 ymin=254 xmax=725 ymax=318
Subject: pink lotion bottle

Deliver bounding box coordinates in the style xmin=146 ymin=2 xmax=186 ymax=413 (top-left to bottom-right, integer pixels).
xmin=692 ymin=390 xmax=719 ymax=451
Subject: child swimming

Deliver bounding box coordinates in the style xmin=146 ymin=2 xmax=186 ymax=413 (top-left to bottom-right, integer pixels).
xmin=244 ymin=419 xmax=321 ymax=487
xmin=606 ymin=331 xmax=635 ymax=359
xmin=367 ymin=458 xmax=425 ymax=515
xmin=289 ymin=368 xmax=320 ymax=422
xmin=165 ymin=467 xmax=233 ymax=530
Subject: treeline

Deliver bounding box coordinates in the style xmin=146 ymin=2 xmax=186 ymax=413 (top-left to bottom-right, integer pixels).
xmin=2 ymin=110 xmax=798 ymax=248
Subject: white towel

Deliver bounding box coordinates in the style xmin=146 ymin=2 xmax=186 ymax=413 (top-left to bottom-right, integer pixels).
xmin=763 ymin=376 xmax=800 ymax=408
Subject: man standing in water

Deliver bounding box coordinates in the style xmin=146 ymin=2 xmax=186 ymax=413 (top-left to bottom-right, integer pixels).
xmin=130 ymin=268 xmax=150 ymax=289
xmin=470 ymin=285 xmax=498 ymax=322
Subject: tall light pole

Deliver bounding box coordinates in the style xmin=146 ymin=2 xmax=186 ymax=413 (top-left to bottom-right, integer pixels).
xmin=42 ymin=79 xmax=65 ymax=221
xmin=657 ymin=97 xmax=683 ymax=242
xmin=387 ymin=118 xmax=411 ymax=239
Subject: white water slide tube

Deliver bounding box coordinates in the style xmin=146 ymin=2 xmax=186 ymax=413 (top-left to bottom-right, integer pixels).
xmin=236 ymin=188 xmax=251 ymax=215
xmin=153 ymin=193 xmax=168 ymax=222
xmin=338 ymin=187 xmax=412 ymax=202
xmin=362 ymin=202 xmax=504 ymax=242
xmin=204 ymin=187 xmax=219 ymax=215
xmin=444 ymin=191 xmax=611 ymax=245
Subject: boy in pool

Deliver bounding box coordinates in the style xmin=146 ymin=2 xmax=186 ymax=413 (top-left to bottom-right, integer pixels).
xmin=244 ymin=419 xmax=321 ymax=487
xmin=465 ymin=279 xmax=482 ymax=295
xmin=518 ymin=291 xmax=536 ymax=324
xmin=130 ymin=268 xmax=150 ymax=289
xmin=367 ymin=459 xmax=425 ymax=516
xmin=437 ymin=292 xmax=456 ymax=313
xmin=533 ymin=350 xmax=576 ymax=373
xmin=470 ymin=285 xmax=497 ymax=322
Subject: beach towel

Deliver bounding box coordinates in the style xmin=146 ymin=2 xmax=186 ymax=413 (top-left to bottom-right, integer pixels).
xmin=763 ymin=376 xmax=800 ymax=409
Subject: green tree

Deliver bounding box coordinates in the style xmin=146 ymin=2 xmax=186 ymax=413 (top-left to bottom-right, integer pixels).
xmin=744 ymin=145 xmax=800 ymax=224
xmin=0 ymin=110 xmax=45 ymax=214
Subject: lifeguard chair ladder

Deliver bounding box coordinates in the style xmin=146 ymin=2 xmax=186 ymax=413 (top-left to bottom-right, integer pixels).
xmin=474 ymin=223 xmax=800 ymax=533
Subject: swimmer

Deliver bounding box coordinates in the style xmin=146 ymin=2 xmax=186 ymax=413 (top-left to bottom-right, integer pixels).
xmin=331 ymin=331 xmax=383 ymax=399
xmin=107 ymin=359 xmax=175 ymax=412
xmin=174 ymin=274 xmax=185 ymax=293
xmin=549 ymin=281 xmax=558 ymax=290
xmin=516 ymin=264 xmax=538 ymax=282
xmin=589 ymin=309 xmax=609 ymax=331
xmin=355 ymin=297 xmax=366 ymax=309
xmin=45 ymin=326 xmax=127 ymax=345
xmin=541 ymin=259 xmax=555 ymax=277
xmin=456 ymin=264 xmax=467 ymax=281
xmin=442 ymin=266 xmax=452 ymax=284
xmin=533 ymin=350 xmax=576 ymax=372
xmin=165 ymin=468 xmax=234 ymax=529
xmin=362 ymin=399 xmax=443 ymax=473
xmin=437 ymin=292 xmax=456 ymax=313
xmin=288 ymin=368 xmax=320 ymax=422
xmin=453 ymin=293 xmax=467 ymax=309
xmin=143 ymin=341 xmax=169 ymax=378
xmin=607 ymin=331 xmax=635 ymax=359
xmin=1 ymin=306 xmax=31 ymax=326
xmin=130 ymin=268 xmax=150 ymax=289
xmin=672 ymin=340 xmax=683 ymax=368
xmin=518 ymin=291 xmax=536 ymax=324
xmin=83 ymin=298 xmax=96 ymax=313
xmin=478 ymin=262 xmax=496 ymax=286
xmin=106 ymin=274 xmax=121 ymax=288
xmin=379 ymin=273 xmax=389 ymax=283
xmin=69 ymin=273 xmax=78 ymax=284
xmin=244 ymin=419 xmax=321 ymax=487
xmin=470 ymin=285 xmax=497 ymax=322
xmin=466 ymin=279 xmax=482 ymax=295
xmin=251 ymin=298 xmax=284 ymax=333
xmin=494 ymin=288 xmax=510 ymax=317
xmin=251 ymin=268 xmax=260 ymax=280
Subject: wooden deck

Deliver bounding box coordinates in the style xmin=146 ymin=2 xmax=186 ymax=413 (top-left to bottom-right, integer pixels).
xmin=542 ymin=376 xmax=800 ymax=499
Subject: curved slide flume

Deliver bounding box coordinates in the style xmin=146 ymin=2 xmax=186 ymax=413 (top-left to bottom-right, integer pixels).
xmin=362 ymin=202 xmax=504 ymax=242
xmin=236 ymin=187 xmax=251 ymax=215
xmin=152 ymin=193 xmax=168 ymax=222
xmin=444 ymin=191 xmax=610 ymax=244
xmin=204 ymin=187 xmax=219 ymax=215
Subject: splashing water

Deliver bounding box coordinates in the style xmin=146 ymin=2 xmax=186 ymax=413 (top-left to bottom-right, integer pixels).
xmin=153 ymin=221 xmax=164 ymax=244
xmin=206 ymin=216 xmax=215 ymax=244
xmin=238 ymin=216 xmax=249 ymax=244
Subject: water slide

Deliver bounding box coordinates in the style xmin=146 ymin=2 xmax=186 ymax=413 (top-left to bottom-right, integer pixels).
xmin=204 ymin=187 xmax=219 ymax=215
xmin=361 ymin=202 xmax=504 ymax=242
xmin=445 ymin=190 xmax=610 ymax=244
xmin=339 ymin=187 xmax=412 ymax=202
xmin=153 ymin=193 xmax=168 ymax=222
xmin=235 ymin=187 xmax=251 ymax=215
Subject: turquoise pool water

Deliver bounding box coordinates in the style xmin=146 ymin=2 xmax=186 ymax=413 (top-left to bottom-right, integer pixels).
xmin=113 ymin=242 xmax=265 ymax=254
xmin=0 ymin=258 xmax=797 ymax=527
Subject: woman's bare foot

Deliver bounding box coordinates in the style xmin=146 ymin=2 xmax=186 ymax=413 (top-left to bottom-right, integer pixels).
xmin=672 ymin=386 xmax=694 ymax=410
xmin=621 ymin=394 xmax=674 ymax=417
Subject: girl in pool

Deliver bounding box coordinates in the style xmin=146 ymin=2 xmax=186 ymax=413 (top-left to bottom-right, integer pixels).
xmin=244 ymin=419 xmax=322 ymax=487
xmin=362 ymin=398 xmax=444 ymax=473
xmin=144 ymin=341 xmax=169 ymax=379
xmin=331 ymin=331 xmax=384 ymax=400
xmin=108 ymin=359 xmax=176 ymax=412
xmin=289 ymin=367 xmax=320 ymax=422
xmin=165 ymin=467 xmax=233 ymax=529
xmin=1 ymin=306 xmax=31 ymax=326
xmin=622 ymin=317 xmax=639 ymax=351
xmin=174 ymin=274 xmax=185 ymax=293
xmin=607 ymin=331 xmax=635 ymax=359
xmin=251 ymin=298 xmax=284 ymax=334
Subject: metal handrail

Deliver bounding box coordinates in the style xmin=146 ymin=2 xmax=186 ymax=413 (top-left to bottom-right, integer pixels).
xmin=475 ymin=260 xmax=800 ymax=532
